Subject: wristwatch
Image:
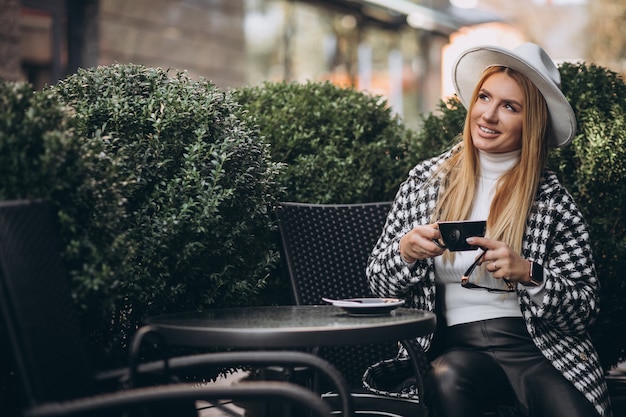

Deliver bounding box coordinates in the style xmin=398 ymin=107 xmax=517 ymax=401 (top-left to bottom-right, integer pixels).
xmin=523 ymin=261 xmax=544 ymax=287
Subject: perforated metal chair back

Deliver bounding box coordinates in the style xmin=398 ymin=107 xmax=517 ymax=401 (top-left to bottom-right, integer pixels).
xmin=275 ymin=201 xmax=397 ymax=388
xmin=276 ymin=201 xmax=392 ymax=304
xmin=0 ymin=200 xmax=95 ymax=406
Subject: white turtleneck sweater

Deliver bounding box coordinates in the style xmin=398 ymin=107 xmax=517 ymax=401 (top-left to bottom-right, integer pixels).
xmin=434 ymin=149 xmax=523 ymax=326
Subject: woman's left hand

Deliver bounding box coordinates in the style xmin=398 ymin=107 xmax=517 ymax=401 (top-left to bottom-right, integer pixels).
xmin=466 ymin=236 xmax=531 ymax=284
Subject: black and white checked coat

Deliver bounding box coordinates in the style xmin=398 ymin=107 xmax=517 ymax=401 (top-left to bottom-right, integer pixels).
xmin=366 ymin=150 xmax=611 ymax=416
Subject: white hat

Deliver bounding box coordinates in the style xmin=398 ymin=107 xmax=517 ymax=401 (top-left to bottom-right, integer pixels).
xmin=452 ymin=42 xmax=576 ymax=148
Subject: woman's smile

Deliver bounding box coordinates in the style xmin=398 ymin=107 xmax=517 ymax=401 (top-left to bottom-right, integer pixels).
xmin=478 ymin=125 xmax=499 ymax=135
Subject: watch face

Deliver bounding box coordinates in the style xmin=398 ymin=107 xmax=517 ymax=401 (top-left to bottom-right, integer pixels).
xmin=532 ymin=262 xmax=544 ymax=283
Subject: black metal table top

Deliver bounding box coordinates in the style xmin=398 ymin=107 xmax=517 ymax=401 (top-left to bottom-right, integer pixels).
xmin=146 ymin=305 xmax=436 ymax=349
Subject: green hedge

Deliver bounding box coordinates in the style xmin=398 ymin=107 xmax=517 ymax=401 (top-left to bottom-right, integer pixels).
xmin=0 ymin=81 xmax=82 ymax=202
xmin=556 ymin=63 xmax=626 ymax=370
xmin=233 ymin=81 xmax=420 ymax=204
xmin=1 ymin=66 xmax=283 ymax=369
xmin=52 ymin=65 xmax=283 ymax=367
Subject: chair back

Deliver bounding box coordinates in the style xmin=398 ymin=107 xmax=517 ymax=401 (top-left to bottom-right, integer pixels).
xmin=276 ymin=201 xmax=392 ymax=304
xmin=275 ymin=201 xmax=396 ymax=388
xmin=0 ymin=200 xmax=95 ymax=406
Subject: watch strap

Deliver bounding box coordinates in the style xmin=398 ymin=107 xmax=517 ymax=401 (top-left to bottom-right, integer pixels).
xmin=523 ymin=261 xmax=544 ymax=287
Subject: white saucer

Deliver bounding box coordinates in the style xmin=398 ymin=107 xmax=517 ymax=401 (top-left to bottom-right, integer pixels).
xmin=322 ymin=297 xmax=404 ymax=316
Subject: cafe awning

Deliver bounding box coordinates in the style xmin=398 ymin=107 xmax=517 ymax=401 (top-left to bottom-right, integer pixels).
xmin=303 ymin=0 xmax=503 ymax=35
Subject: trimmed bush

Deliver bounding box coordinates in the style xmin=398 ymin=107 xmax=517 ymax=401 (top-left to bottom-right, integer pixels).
xmin=412 ymin=96 xmax=466 ymax=160
xmin=555 ymin=63 xmax=626 ymax=370
xmin=31 ymin=65 xmax=281 ymax=368
xmin=0 ymin=81 xmax=82 ymax=202
xmin=233 ymin=81 xmax=420 ymax=204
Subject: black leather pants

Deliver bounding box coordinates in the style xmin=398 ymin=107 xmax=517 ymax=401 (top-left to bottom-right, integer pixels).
xmin=429 ymin=317 xmax=598 ymax=417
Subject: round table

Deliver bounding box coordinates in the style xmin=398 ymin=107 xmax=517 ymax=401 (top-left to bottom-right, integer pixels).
xmin=146 ymin=305 xmax=436 ymax=349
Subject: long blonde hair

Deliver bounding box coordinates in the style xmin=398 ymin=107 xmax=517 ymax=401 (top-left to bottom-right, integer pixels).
xmin=432 ymin=66 xmax=551 ymax=255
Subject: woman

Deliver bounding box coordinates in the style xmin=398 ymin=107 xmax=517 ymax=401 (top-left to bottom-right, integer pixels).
xmin=366 ymin=43 xmax=611 ymax=416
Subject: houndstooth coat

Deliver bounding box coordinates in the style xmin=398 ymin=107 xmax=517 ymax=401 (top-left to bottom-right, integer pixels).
xmin=366 ymin=150 xmax=612 ymax=416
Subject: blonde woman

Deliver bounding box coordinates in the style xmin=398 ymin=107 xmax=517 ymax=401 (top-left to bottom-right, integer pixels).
xmin=367 ymin=43 xmax=611 ymax=416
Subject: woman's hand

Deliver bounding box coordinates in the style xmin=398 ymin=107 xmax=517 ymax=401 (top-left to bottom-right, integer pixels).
xmin=399 ymin=224 xmax=445 ymax=263
xmin=466 ymin=236 xmax=531 ymax=284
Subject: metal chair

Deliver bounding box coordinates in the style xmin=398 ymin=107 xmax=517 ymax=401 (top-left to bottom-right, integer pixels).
xmin=0 ymin=199 xmax=344 ymax=417
xmin=275 ymin=201 xmax=429 ymax=416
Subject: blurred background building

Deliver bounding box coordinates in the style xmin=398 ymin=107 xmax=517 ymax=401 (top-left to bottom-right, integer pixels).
xmin=1 ymin=0 xmax=622 ymax=129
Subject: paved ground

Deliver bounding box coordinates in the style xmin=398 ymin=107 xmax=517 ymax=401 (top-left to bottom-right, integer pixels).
xmin=197 ymin=370 xmax=248 ymax=416
xmin=197 ymin=361 xmax=626 ymax=416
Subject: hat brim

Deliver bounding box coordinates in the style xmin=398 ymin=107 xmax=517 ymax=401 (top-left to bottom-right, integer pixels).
xmin=452 ymin=45 xmax=576 ymax=148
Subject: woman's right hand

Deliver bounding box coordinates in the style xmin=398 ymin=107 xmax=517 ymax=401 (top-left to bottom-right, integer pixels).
xmin=399 ymin=223 xmax=445 ymax=263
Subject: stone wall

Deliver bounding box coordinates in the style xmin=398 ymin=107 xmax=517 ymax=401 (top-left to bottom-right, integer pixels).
xmin=99 ymin=0 xmax=246 ymax=89
xmin=0 ymin=0 xmax=22 ymax=81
